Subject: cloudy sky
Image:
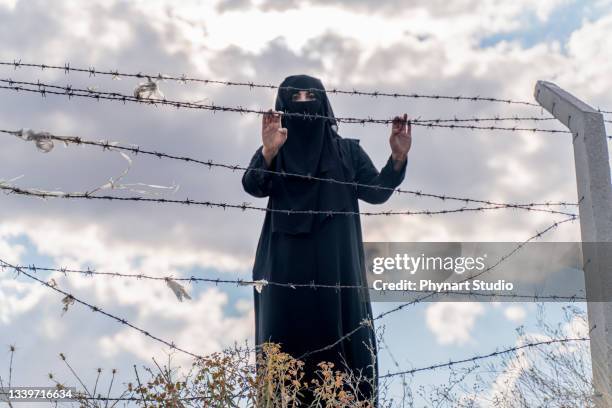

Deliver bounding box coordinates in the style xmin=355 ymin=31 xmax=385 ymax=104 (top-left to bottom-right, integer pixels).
xmin=0 ymin=0 xmax=610 ymax=404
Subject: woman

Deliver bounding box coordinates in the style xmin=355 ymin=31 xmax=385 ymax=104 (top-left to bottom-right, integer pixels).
xmin=242 ymin=74 xmax=411 ymax=405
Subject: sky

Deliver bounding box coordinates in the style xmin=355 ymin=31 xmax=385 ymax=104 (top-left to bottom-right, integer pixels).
xmin=0 ymin=0 xmax=611 ymax=405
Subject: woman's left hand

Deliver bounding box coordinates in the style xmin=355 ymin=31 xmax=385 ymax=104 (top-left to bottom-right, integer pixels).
xmin=389 ymin=113 xmax=412 ymax=164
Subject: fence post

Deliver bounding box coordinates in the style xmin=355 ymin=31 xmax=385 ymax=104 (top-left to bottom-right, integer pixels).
xmin=534 ymin=80 xmax=612 ymax=407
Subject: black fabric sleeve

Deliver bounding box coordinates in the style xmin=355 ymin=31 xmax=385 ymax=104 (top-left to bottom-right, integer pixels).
xmin=242 ymin=146 xmax=274 ymax=198
xmin=352 ymin=143 xmax=407 ymax=204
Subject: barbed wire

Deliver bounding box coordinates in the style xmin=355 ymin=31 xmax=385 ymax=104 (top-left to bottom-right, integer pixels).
xmin=1 ymin=183 xmax=573 ymax=218
xmin=64 ymin=334 xmax=589 ymax=403
xmin=3 ymin=60 xmax=610 ymax=120
xmin=52 ymin=336 xmax=590 ymax=405
xmin=0 ymin=220 xmax=584 ymax=398
xmin=0 ymin=60 xmax=545 ymax=107
xmin=0 ymin=257 xmax=211 ymax=361
xmin=12 ymin=263 xmax=587 ymax=301
xmin=0 ymin=205 xmax=579 ymax=365
xmin=297 ymin=214 xmax=577 ymax=360
xmin=16 ymin=263 xmax=363 ymax=290
xmin=374 ymin=214 xmax=578 ymax=319
xmin=0 ymin=60 xmax=601 ymax=400
xmin=1 ymin=249 xmax=584 ymax=387
xmin=0 ymin=79 xmax=574 ymax=133
xmin=417 ymin=116 xmax=610 ymax=125
xmin=0 ymin=128 xmax=579 ymax=216
xmin=418 ymin=116 xmax=554 ymax=123
xmin=380 ymin=336 xmax=590 ymax=378
xmin=3 ymin=253 xmax=587 ymax=399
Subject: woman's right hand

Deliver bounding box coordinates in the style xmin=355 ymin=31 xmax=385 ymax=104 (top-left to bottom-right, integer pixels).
xmin=261 ymin=109 xmax=287 ymax=167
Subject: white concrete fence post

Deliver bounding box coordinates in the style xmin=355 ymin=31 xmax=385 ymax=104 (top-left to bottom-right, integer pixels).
xmin=534 ymin=80 xmax=612 ymax=407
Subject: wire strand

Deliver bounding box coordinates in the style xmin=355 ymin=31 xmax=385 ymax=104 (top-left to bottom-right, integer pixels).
xmin=380 ymin=336 xmax=590 ymax=378
xmin=0 ymin=79 xmax=574 ymax=133
xmin=0 ymin=128 xmax=579 ymax=217
xmin=14 ymin=263 xmax=587 ymax=300
xmin=0 ymin=60 xmax=545 ymax=107
xmin=1 ymin=183 xmax=576 ymax=218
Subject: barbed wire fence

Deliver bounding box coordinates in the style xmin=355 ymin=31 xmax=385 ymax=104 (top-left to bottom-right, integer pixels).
xmin=0 ymin=128 xmax=580 ymax=216
xmin=0 ymin=60 xmax=550 ymax=106
xmin=2 ymin=78 xmax=611 ymax=141
xmin=2 ymin=59 xmax=612 ymax=116
xmin=0 ymin=60 xmax=605 ymax=406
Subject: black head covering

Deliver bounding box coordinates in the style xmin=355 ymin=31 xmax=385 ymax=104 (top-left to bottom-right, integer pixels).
xmin=270 ymin=74 xmax=351 ymax=234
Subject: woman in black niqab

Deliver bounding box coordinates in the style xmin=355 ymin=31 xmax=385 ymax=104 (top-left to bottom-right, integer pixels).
xmin=242 ymin=74 xmax=411 ymax=406
xmin=270 ymin=74 xmax=352 ymax=234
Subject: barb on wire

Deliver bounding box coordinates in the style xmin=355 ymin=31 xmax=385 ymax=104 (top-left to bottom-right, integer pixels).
xmin=1 ymin=60 xmax=545 ymax=107
xmin=0 ymin=182 xmax=577 ymax=218
xmin=380 ymin=336 xmax=590 ymax=378
xmin=12 ymin=263 xmax=587 ymax=301
xmin=0 ymin=257 xmax=209 ymax=361
xmin=0 ymin=79 xmax=573 ymax=133
xmin=0 ymin=128 xmax=579 ymax=216
xmin=297 ymin=214 xmax=577 ymax=360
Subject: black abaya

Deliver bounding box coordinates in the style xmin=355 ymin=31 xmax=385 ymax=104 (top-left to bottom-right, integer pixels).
xmin=242 ymin=76 xmax=407 ymax=406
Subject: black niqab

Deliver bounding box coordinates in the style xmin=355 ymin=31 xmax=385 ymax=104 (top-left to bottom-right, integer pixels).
xmin=270 ymin=74 xmax=351 ymax=234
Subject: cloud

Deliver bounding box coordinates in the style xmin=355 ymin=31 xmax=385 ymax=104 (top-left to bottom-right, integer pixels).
xmin=98 ymin=286 xmax=253 ymax=366
xmin=563 ymin=13 xmax=612 ymax=100
xmin=222 ymin=0 xmax=572 ymax=24
xmin=504 ymin=305 xmax=527 ymax=323
xmin=425 ymin=302 xmax=485 ymax=345
xmin=0 ymin=217 xmax=254 ymax=381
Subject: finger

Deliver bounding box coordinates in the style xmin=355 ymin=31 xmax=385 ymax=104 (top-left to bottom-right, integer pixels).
xmin=263 ymin=109 xmax=272 ymax=125
xmin=392 ymin=116 xmax=400 ymax=131
xmin=273 ymin=111 xmax=282 ymax=124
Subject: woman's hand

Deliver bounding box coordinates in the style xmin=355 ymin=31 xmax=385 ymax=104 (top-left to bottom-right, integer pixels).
xmin=390 ymin=113 xmax=412 ymax=170
xmin=261 ymin=109 xmax=287 ymax=167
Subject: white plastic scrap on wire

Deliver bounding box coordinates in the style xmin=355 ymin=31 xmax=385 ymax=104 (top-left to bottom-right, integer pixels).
xmin=85 ymin=149 xmax=179 ymax=196
xmin=13 ymin=129 xmax=58 ymax=153
xmin=165 ymin=277 xmax=192 ymax=302
xmin=6 ymin=128 xmax=180 ymax=197
xmin=238 ymin=279 xmax=268 ymax=293
xmin=133 ymin=77 xmax=164 ymax=100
